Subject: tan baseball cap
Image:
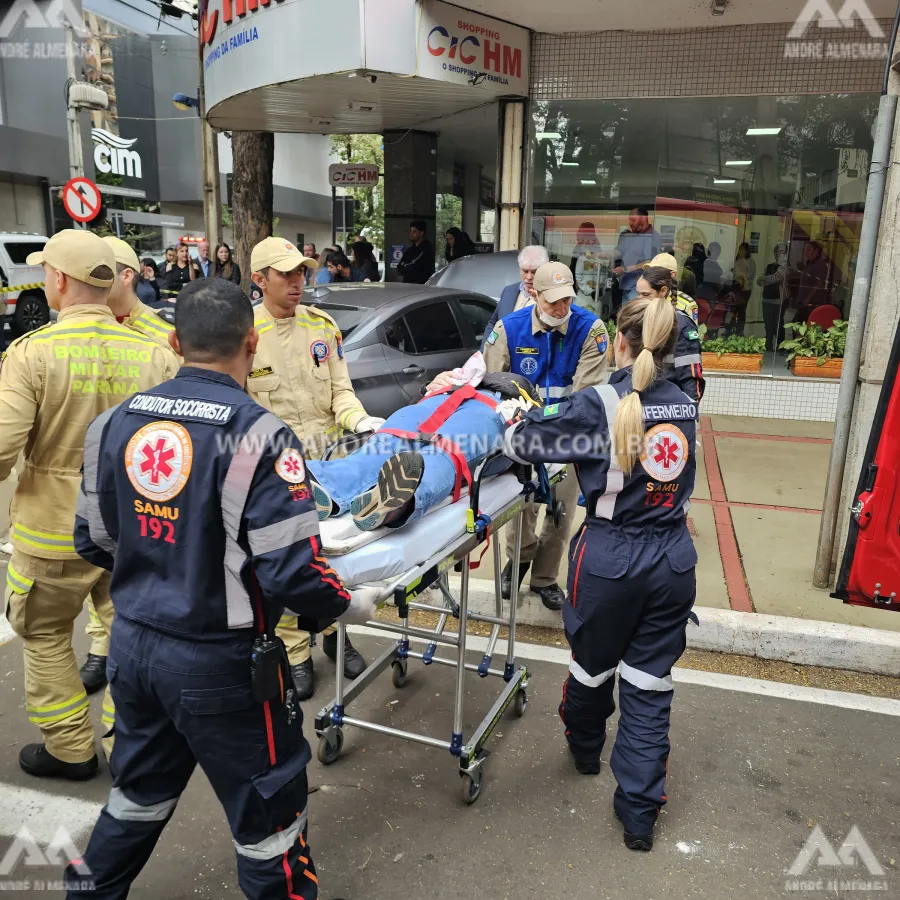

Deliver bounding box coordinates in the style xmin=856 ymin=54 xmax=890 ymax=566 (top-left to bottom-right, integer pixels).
xmin=26 ymin=229 xmax=116 ymax=288
xmin=644 ymin=252 xmax=678 ymax=273
xmin=533 ymin=261 xmax=575 ymax=303
xmin=250 ymin=237 xmax=318 ymax=274
xmin=103 ymin=235 xmax=141 ymax=272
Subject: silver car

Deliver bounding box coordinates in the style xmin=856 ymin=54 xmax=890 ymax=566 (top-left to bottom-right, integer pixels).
xmin=427 ymin=250 xmax=519 ymax=301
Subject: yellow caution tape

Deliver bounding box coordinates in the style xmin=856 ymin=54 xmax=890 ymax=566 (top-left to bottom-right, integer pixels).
xmin=0 ymin=282 xmax=44 ymax=293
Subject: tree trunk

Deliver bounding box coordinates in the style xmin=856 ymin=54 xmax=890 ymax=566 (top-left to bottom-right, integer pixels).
xmin=231 ymin=131 xmax=274 ymax=294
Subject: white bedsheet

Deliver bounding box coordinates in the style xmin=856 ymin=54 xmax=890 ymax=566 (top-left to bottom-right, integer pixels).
xmin=325 ymin=466 xmax=563 ymax=587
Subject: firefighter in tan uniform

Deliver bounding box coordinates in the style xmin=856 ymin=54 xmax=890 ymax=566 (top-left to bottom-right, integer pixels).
xmin=0 ymin=230 xmax=178 ymax=780
xmin=248 ymin=237 xmax=383 ymax=700
xmin=77 ymin=236 xmax=179 ymax=696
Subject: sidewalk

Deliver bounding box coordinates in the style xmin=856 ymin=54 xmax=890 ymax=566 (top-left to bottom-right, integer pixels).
xmin=471 ymin=413 xmax=900 ymax=634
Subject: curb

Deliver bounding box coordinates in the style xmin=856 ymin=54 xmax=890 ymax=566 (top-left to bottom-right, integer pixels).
xmin=448 ymin=576 xmax=900 ymax=678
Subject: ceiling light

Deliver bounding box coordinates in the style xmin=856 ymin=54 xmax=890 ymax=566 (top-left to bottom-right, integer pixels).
xmin=714 ymin=178 xmax=736 ymax=184
xmin=725 ymin=160 xmax=752 ymax=166
xmin=747 ymin=127 xmax=781 ymax=136
xmin=561 ymin=161 xmax=578 ymax=167
xmin=581 ymin=179 xmax=596 ymax=185
xmin=536 ymin=132 xmax=561 ymax=140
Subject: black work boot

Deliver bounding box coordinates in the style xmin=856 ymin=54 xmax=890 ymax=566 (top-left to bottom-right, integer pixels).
xmin=500 ymin=560 xmax=529 ymax=600
xmin=623 ymin=829 xmax=654 ymax=852
xmin=19 ymin=744 xmax=98 ymax=781
xmin=323 ymin=631 xmax=367 ymax=679
xmin=532 ymin=583 xmax=565 ymax=611
xmin=79 ymin=653 xmax=108 ymax=695
xmin=290 ymin=658 xmax=315 ymax=701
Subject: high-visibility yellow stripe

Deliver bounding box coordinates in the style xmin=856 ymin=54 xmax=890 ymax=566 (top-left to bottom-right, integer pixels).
xmin=295 ymin=316 xmax=336 ymax=333
xmin=138 ymin=314 xmax=173 ymax=336
xmin=5 ymin=564 xmax=33 ymax=594
xmin=256 ymin=322 xmax=274 ymax=335
xmin=101 ymin=702 xmax=115 ymax=726
xmin=47 ymin=321 xmax=156 ymax=341
xmin=338 ymin=409 xmax=364 ymax=431
xmin=89 ymin=607 xmax=102 ymax=625
xmin=13 ymin=524 xmax=75 ymax=552
xmin=31 ymin=328 xmax=155 ymax=347
xmin=27 ymin=690 xmax=89 ymax=725
xmin=278 ymin=614 xmax=297 ymax=628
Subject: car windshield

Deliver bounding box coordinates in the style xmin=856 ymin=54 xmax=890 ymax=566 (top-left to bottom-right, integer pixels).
xmin=307 ymin=303 xmax=366 ymax=336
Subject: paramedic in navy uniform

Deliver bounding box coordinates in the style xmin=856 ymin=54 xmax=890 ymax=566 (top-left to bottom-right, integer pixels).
xmin=501 ymin=293 xmax=698 ymax=853
xmin=65 ymin=279 xmax=378 ymax=900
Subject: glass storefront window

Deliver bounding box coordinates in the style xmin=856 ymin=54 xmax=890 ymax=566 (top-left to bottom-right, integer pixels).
xmin=532 ymin=94 xmax=878 ymax=378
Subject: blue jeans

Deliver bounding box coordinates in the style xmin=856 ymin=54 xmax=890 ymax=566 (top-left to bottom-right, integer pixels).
xmin=307 ymin=389 xmax=509 ymax=523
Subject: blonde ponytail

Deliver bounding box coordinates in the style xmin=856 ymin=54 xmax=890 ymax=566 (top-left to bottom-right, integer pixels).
xmin=613 ymin=296 xmax=677 ymax=473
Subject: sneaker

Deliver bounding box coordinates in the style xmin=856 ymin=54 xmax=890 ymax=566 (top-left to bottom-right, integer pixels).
xmin=79 ymin=653 xmax=108 ymax=695
xmin=290 ymin=658 xmax=315 ymax=701
xmin=351 ymin=451 xmax=423 ymax=531
xmin=500 ymin=560 xmax=529 ymax=600
xmin=623 ymin=829 xmax=654 ymax=851
xmin=19 ymin=744 xmax=99 ymax=781
xmin=573 ymin=756 xmax=601 ymax=776
xmin=322 ymin=631 xmax=367 ymax=679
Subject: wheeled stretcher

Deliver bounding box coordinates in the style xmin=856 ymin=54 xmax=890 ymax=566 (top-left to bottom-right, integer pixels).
xmin=313 ymin=445 xmax=566 ymax=804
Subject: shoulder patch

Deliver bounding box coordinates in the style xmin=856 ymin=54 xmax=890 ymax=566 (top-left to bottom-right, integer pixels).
xmin=275 ymin=447 xmax=306 ymax=484
xmin=543 ymin=403 xmax=560 ymax=417
xmin=249 ymin=366 xmax=275 ymax=379
xmin=486 ymin=329 xmax=499 ymax=346
xmin=687 ymin=330 xmax=699 ymax=341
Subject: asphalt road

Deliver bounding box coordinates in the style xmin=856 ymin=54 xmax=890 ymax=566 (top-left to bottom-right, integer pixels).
xmin=0 ymin=624 xmax=897 ymax=899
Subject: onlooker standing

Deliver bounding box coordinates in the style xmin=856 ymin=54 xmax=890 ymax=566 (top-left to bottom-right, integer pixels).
xmin=757 ymin=242 xmax=790 ymax=351
xmin=351 ymin=240 xmax=380 ymax=281
xmin=140 ymin=258 xmax=162 ymax=307
xmin=213 ymin=242 xmax=242 ymax=285
xmin=701 ymin=242 xmax=724 ymax=297
xmin=482 ymin=244 xmax=549 ymax=349
xmin=163 ymin=246 xmax=176 ymax=269
xmin=162 ymin=243 xmax=199 ymax=294
xmin=794 ymin=241 xmax=829 ymax=320
xmin=326 ymin=251 xmax=367 ymax=283
xmin=397 ymin=220 xmax=435 ymax=284
xmin=612 ymin=207 xmax=662 ymax=301
xmin=444 ymin=227 xmax=476 ymax=263
xmin=731 ymin=241 xmax=756 ymax=335
xmin=195 ymin=240 xmax=212 ymax=278
xmin=684 ymin=242 xmax=706 ymax=292
xmin=303 ymin=242 xmax=319 ymax=266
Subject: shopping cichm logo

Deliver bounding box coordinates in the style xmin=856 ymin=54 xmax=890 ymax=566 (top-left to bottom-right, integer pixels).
xmin=784 ymin=0 xmax=888 ymax=59
xmin=426 ymin=23 xmax=522 ymax=80
xmin=199 ymin=0 xmax=284 ymax=47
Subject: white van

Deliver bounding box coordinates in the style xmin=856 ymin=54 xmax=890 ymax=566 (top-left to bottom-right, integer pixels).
xmin=1 ymin=232 xmax=50 ymax=338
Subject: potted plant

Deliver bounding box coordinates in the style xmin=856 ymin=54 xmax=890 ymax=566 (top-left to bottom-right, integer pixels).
xmin=700 ymin=331 xmax=767 ymax=373
xmin=779 ymin=320 xmax=847 ymax=378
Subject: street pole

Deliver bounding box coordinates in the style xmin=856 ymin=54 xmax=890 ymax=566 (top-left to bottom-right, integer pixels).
xmin=331 ymin=186 xmax=336 ymax=246
xmin=198 ymin=58 xmax=222 ymax=247
xmin=64 ymin=26 xmax=86 ymax=228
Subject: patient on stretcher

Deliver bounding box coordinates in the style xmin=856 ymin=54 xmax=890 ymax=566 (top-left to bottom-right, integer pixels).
xmin=307 ymin=362 xmax=540 ymax=532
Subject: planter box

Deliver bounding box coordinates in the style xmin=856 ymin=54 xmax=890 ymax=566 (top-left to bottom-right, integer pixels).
xmin=790 ymin=357 xmax=843 ymax=378
xmin=701 ymin=352 xmax=764 ymax=373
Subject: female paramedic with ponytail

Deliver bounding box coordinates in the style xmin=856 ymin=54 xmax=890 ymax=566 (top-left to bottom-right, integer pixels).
xmin=500 ymin=294 xmax=698 ymax=852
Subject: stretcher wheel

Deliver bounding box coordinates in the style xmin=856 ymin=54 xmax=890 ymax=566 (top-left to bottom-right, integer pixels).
xmin=460 ymin=769 xmax=483 ymax=805
xmin=317 ymin=729 xmax=343 ymax=765
xmin=391 ymin=660 xmax=408 ymax=688
xmin=513 ymin=689 xmax=527 ymax=718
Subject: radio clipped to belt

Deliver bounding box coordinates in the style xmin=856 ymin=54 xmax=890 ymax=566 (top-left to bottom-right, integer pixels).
xmin=250 ymin=634 xmax=297 ymax=723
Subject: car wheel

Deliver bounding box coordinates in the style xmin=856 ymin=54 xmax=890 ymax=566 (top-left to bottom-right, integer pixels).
xmin=10 ymin=291 xmax=50 ymax=338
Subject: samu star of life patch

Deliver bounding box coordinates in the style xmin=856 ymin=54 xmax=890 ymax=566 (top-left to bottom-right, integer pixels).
xmin=640 ymin=423 xmax=688 ymax=482
xmin=275 ymin=447 xmax=306 ymax=484
xmin=125 ymin=421 xmax=193 ymax=502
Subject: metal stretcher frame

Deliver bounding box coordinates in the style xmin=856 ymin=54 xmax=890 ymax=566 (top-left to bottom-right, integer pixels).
xmin=313 ymin=451 xmax=565 ymax=804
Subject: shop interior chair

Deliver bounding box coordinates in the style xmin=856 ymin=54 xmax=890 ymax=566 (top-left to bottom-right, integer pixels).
xmin=806 ymin=304 xmax=842 ymax=330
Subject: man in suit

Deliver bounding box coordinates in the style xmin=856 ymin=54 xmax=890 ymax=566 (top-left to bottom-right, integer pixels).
xmin=481 ymin=245 xmax=550 ymax=351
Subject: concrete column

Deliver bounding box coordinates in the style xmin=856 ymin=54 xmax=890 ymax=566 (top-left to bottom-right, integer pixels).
xmin=383 ymin=130 xmax=437 ymax=282
xmin=462 ymin=162 xmax=482 ymax=240
xmin=497 ymin=99 xmax=525 ymax=251
xmin=830 ymin=68 xmax=900 ymax=581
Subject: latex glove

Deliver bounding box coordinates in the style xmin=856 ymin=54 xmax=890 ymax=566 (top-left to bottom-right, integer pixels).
xmin=338 ymin=585 xmax=384 ymax=625
xmin=496 ymin=397 xmax=528 ymax=424
xmin=355 ymin=415 xmax=385 ymax=434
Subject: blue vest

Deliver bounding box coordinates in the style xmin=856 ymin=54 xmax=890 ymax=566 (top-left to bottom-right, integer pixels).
xmin=503 ymin=303 xmax=598 ymax=401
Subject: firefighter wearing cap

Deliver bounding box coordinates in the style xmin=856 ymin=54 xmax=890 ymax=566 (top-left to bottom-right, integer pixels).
xmin=639 ymin=254 xmax=704 ymax=406
xmin=75 ymin=237 xmax=181 ymax=697
xmin=247 ymin=236 xmax=381 ymax=699
xmin=0 ymin=229 xmax=178 ymax=780
xmin=483 ymin=261 xmax=608 ymax=612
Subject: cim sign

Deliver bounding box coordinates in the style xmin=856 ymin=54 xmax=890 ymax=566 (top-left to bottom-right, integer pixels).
xmin=92 ymin=129 xmax=142 ymax=179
